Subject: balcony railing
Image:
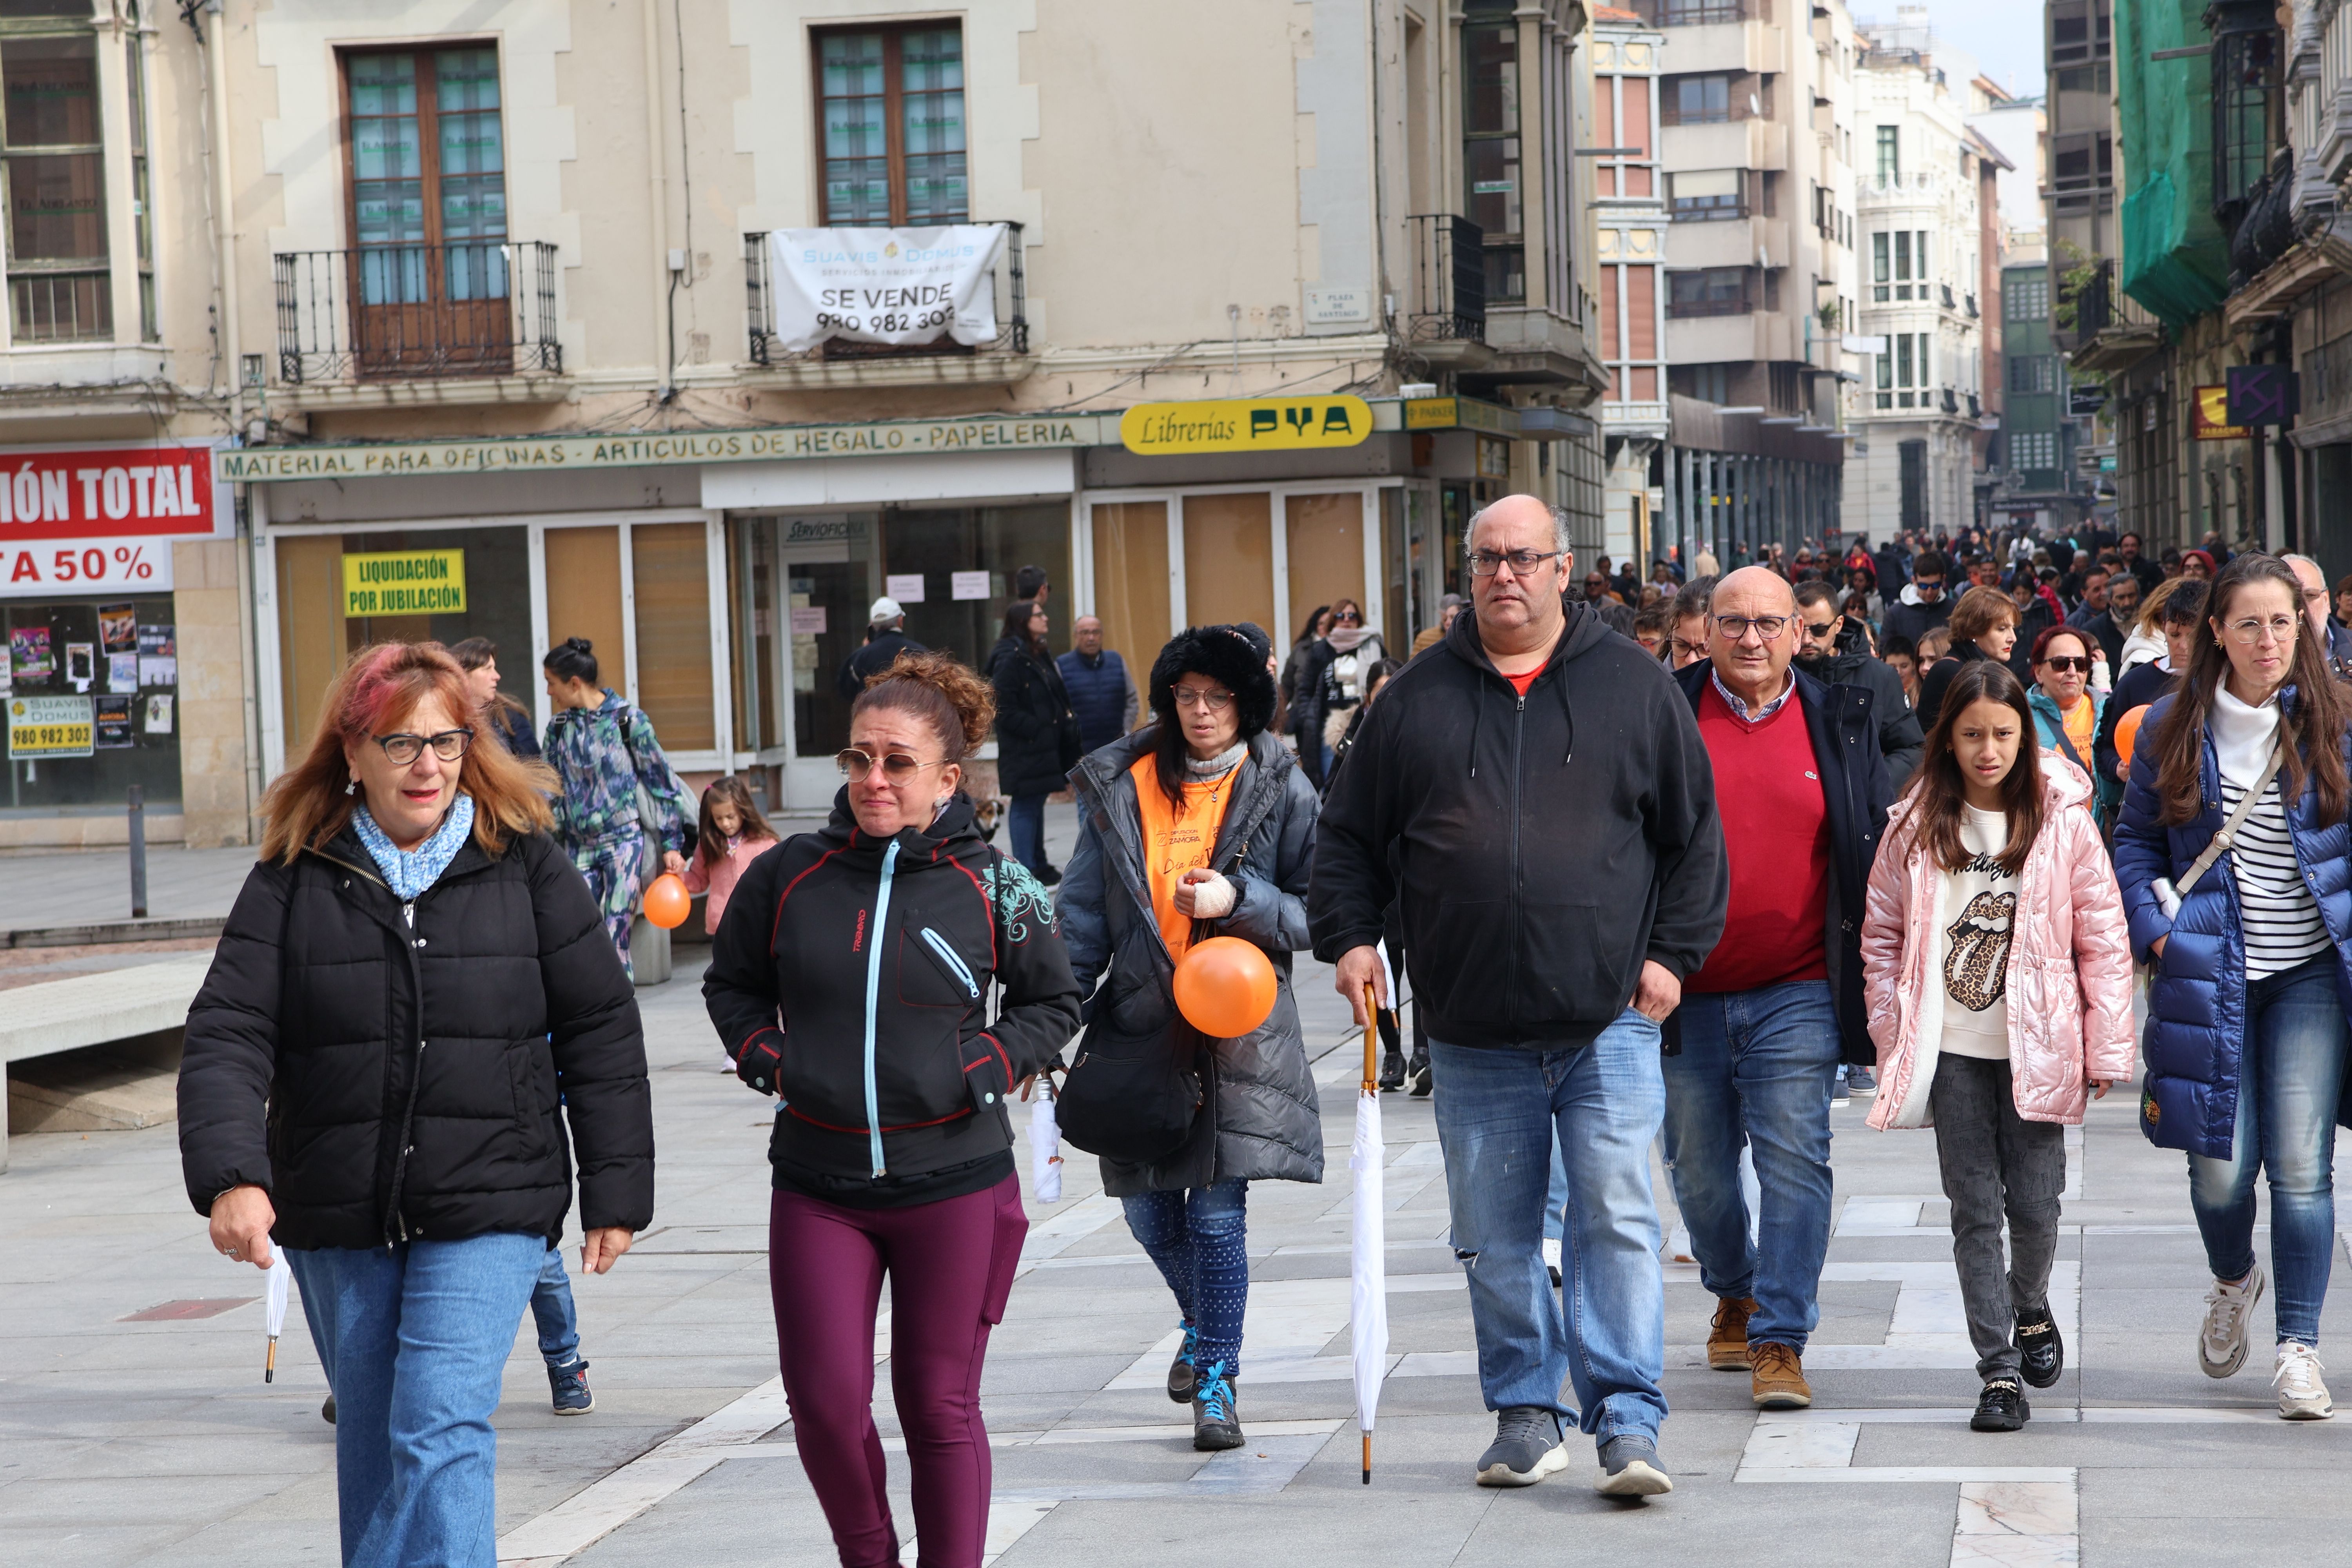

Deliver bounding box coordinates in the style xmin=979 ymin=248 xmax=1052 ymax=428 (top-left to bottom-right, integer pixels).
xmin=1941 ymin=387 xmax=1959 ymax=414
xmin=1966 ymin=292 xmax=1980 ymax=318
xmin=1406 ymin=213 xmax=1487 ymax=343
xmin=273 ymin=242 xmax=562 ymax=384
xmin=744 ymin=224 xmax=1027 ymax=367
xmin=1940 ymin=283 xmax=1956 ymax=309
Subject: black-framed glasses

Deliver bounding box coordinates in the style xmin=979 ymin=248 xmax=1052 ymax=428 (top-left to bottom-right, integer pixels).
xmin=1712 ymin=614 xmax=1792 ymax=641
xmin=1466 ymin=548 xmax=1562 ymax=577
xmin=836 ymin=746 xmax=947 ymax=782
xmin=374 ymin=729 xmax=472 ymax=765
xmin=2038 ymin=655 xmax=2093 ymax=673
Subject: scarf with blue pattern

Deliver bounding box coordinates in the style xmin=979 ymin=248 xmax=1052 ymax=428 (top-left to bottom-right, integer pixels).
xmin=352 ymin=793 xmax=476 ymax=900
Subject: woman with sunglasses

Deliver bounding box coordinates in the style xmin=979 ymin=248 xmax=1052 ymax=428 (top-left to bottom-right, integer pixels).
xmin=180 ymin=640 xmax=654 ymax=1566
xmin=2114 ymin=553 xmax=2352 ymax=1419
xmin=1060 ymin=625 xmax=1325 ymax=1452
xmin=2026 ymin=626 xmax=2103 ymax=782
xmin=703 ymin=650 xmax=1082 ymax=1568
xmin=538 ymin=637 xmax=696 ymax=976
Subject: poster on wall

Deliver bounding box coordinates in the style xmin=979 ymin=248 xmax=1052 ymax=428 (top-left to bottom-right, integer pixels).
xmin=950 ymin=571 xmax=991 ymax=601
xmin=137 ymin=623 xmax=175 ymax=687
xmin=9 ymin=694 xmax=93 ymax=757
xmin=11 ymin=626 xmax=50 ymax=681
xmin=142 ymin=693 xmax=172 ymax=735
xmin=94 ymin=695 xmax=132 ymax=749
xmin=107 ymin=652 xmax=135 ymax=692
xmin=64 ymin=642 xmax=92 ymax=692
xmin=98 ymin=603 xmax=134 ymax=653
xmin=885 ymin=573 xmax=926 ymax=604
xmin=765 ymin=226 xmax=1007 ymax=353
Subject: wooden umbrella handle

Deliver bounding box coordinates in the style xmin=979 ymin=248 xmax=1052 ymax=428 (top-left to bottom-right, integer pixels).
xmin=1362 ymin=984 xmax=1379 ymax=1091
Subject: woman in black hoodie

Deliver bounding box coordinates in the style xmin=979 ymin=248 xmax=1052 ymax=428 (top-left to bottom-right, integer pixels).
xmin=703 ymin=649 xmax=1081 ymax=1568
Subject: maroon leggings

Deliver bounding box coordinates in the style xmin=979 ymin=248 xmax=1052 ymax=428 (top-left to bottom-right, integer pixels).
xmin=769 ymin=1175 xmax=1027 ymax=1568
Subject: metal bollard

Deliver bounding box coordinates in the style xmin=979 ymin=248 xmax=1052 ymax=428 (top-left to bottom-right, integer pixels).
xmin=128 ymin=783 xmax=147 ymax=919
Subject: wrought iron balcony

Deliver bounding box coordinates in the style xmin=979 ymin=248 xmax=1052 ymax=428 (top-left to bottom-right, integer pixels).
xmin=1406 ymin=213 xmax=1487 ymax=344
xmin=744 ymin=224 xmax=1027 ymax=366
xmin=273 ymin=242 xmax=562 ymax=384
xmin=1941 ymin=387 xmax=1959 ymax=414
xmin=1966 ymin=293 xmax=1980 ymax=318
xmin=1940 ymin=283 xmax=1956 ymax=309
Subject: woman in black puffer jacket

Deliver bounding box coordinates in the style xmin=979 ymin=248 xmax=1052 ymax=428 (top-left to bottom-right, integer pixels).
xmin=704 ymin=650 xmax=1081 ymax=1568
xmin=179 ymin=640 xmax=652 ymax=1568
xmin=988 ymin=599 xmax=1079 ymax=882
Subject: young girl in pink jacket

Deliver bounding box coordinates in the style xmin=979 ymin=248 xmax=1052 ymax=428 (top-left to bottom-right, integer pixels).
xmin=1859 ymin=660 xmax=2136 ymax=1434
xmin=682 ymin=775 xmax=779 ymax=936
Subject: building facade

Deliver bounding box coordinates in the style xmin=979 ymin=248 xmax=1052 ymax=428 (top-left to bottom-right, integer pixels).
xmin=1589 ymin=5 xmax=1669 ymax=567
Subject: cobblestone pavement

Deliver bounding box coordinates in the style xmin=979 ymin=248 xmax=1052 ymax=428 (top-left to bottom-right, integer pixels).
xmin=9 ymin=846 xmax=2352 ymax=1565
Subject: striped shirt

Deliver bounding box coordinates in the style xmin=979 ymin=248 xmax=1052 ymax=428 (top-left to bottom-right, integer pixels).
xmin=2220 ymin=774 xmax=2330 ymax=978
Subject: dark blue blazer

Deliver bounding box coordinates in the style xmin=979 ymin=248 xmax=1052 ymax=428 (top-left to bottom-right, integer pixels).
xmin=1675 ymin=661 xmax=1893 ymax=1064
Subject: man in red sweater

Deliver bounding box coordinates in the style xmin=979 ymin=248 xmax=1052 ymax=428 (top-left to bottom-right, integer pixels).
xmin=1667 ymin=566 xmax=1894 ymax=1412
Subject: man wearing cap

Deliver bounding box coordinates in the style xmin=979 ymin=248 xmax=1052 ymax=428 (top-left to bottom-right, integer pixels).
xmin=836 ymin=597 xmax=924 ymax=701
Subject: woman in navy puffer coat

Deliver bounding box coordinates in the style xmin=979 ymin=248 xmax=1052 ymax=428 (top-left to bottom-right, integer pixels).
xmin=2113 ymin=553 xmax=2352 ymax=1419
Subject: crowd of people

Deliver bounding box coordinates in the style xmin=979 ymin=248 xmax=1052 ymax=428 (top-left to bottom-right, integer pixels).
xmin=174 ymin=499 xmax=2352 ymax=1568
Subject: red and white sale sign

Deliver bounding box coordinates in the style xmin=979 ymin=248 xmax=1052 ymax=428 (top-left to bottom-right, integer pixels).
xmin=0 ymin=443 xmax=223 ymax=597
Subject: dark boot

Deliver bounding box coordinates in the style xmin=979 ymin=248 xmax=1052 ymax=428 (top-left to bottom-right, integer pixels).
xmin=1378 ymin=1049 xmax=1406 ymax=1091
xmin=1407 ymin=1048 xmax=1433 ymax=1098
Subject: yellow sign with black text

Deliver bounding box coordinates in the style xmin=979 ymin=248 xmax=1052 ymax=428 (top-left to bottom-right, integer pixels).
xmin=9 ymin=695 xmax=92 ymax=758
xmin=1120 ymin=396 xmax=1373 ymax=456
xmin=343 ymin=550 xmax=467 ymax=617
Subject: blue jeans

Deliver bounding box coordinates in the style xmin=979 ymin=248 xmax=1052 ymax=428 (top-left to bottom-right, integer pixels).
xmin=288 ymin=1233 xmax=545 ymax=1568
xmin=1008 ymin=793 xmax=1047 ymax=871
xmin=2189 ymin=955 xmax=2351 ymax=1345
xmin=1543 ymin=1129 xmax=1570 ymax=1245
xmin=1661 ymin=980 xmax=1842 ymax=1351
xmin=1122 ymin=1180 xmax=1249 ymax=1380
xmin=529 ymin=1244 xmax=581 ymax=1368
xmin=1430 ymin=1009 xmax=1668 ymax=1445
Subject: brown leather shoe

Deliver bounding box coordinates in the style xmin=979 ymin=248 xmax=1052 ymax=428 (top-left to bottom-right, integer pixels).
xmin=1706 ymin=1296 xmax=1757 ymax=1371
xmin=1750 ymin=1341 xmax=1813 ymax=1409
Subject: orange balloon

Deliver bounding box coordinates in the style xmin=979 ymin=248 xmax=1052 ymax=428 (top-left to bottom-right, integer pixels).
xmin=1172 ymin=936 xmax=1278 ymax=1039
xmin=642 ymin=872 xmax=692 ymax=930
xmin=2114 ymin=704 xmax=2151 ymax=769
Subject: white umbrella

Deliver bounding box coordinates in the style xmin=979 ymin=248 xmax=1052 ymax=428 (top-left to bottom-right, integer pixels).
xmin=1029 ymin=1080 xmax=1063 ymax=1203
xmin=1350 ymin=983 xmax=1389 ymax=1483
xmin=263 ymin=1247 xmax=290 ymax=1383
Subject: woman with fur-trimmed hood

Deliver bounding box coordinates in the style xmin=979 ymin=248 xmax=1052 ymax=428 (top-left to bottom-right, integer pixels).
xmin=1059 ymin=622 xmax=1323 ymax=1455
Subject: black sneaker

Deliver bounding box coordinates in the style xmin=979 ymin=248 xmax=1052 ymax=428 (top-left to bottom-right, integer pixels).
xmin=2016 ymin=1316 xmax=2064 ymax=1389
xmin=1378 ymin=1050 xmax=1406 ymax=1091
xmin=1407 ymin=1051 xmax=1434 ymax=1098
xmin=1474 ymin=1406 xmax=1568 ymax=1486
xmin=550 ymin=1358 xmax=593 ymax=1415
xmin=321 ymin=1394 xmax=336 ymax=1425
xmin=1594 ymin=1433 xmax=1673 ymax=1496
xmin=1192 ymin=1363 xmax=1242 ymax=1451
xmin=1971 ymin=1380 xmax=2029 ymax=1432
xmin=1167 ymin=1321 xmax=1199 ymax=1404
xmin=1036 ymin=862 xmax=1063 ymax=887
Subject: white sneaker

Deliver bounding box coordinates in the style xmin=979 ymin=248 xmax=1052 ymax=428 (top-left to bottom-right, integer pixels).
xmin=2200 ymin=1265 xmax=2267 ymax=1378
xmin=2274 ymin=1342 xmax=2334 ymax=1420
xmin=1541 ymin=1236 xmax=1563 ymax=1288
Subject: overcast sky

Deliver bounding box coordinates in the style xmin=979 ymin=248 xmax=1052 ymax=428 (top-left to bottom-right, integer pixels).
xmin=1862 ymin=0 xmax=2047 ymax=101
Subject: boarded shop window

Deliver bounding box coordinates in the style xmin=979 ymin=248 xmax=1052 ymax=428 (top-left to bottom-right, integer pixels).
xmin=1088 ymin=501 xmax=1170 ymax=678
xmin=630 ymin=521 xmax=715 ymax=751
xmin=1181 ymin=494 xmax=1275 ymax=634
xmin=815 ymin=25 xmax=967 ymax=226
xmin=544 ymin=526 xmax=627 ymax=699
xmin=1285 ymin=494 xmax=1367 ymax=647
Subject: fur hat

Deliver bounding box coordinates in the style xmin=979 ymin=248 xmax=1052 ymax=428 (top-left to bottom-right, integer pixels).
xmin=1149 ymin=623 xmax=1278 ymax=738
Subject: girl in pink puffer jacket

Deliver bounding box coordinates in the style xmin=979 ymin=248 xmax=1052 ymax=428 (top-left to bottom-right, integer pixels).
xmin=1858 ymin=660 xmax=2136 ymax=1433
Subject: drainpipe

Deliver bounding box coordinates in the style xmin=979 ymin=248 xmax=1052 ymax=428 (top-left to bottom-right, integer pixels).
xmin=203 ymin=2 xmax=263 ymax=837
xmin=643 ymin=0 xmax=671 ymax=398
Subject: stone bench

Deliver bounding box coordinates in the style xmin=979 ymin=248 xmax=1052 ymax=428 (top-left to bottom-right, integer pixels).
xmin=0 ymin=955 xmax=211 ymax=1172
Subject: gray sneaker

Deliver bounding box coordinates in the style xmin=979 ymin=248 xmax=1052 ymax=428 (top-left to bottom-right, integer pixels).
xmin=1595 ymin=1434 xmax=1673 ymax=1496
xmin=1474 ymin=1406 xmax=1569 ymax=1487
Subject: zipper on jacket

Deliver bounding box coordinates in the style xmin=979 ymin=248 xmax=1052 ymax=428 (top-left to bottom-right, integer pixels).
xmin=862 ymin=840 xmax=902 ymax=1176
xmin=920 ymin=926 xmax=980 ymax=999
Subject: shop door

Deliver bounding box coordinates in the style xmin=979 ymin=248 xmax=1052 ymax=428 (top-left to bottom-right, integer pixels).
xmin=777 ymin=517 xmax=877 ymax=809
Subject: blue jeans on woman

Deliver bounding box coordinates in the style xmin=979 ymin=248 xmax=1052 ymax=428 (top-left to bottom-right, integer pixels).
xmin=288 ymin=1232 xmax=545 ymax=1568
xmin=2188 ymin=955 xmax=2351 ymax=1345
xmin=530 ymin=1243 xmax=581 ymax=1368
xmin=1122 ymin=1180 xmax=1250 ymax=1381
xmin=1008 ymin=793 xmax=1048 ymax=873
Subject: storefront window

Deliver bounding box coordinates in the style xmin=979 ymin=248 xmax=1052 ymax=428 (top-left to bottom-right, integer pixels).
xmin=881 ymin=503 xmax=1069 ymax=668
xmin=276 ymin=525 xmax=532 ymax=757
xmin=1 ymin=594 xmax=178 ymax=813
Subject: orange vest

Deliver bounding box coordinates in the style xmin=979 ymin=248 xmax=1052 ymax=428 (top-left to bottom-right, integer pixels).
xmin=1130 ymin=753 xmax=1237 ymax=960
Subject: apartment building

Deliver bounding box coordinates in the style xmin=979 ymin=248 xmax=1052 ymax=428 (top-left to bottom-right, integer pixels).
xmin=171 ymin=0 xmax=1617 ymax=817
xmin=1845 ymin=15 xmax=1989 ymax=539
xmin=1621 ymin=0 xmax=1855 ymax=564
xmin=0 ymin=3 xmax=245 ymax=850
